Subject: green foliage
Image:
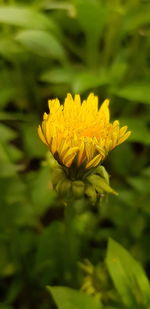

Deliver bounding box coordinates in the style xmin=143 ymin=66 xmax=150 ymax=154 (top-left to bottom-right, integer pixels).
xmin=0 ymin=6 xmax=55 ymax=29
xmin=106 ymin=239 xmax=150 ymax=308
xmin=48 ymin=286 xmax=103 ymax=309
xmin=0 ymin=0 xmax=149 ymax=308
xmin=47 ymin=241 xmax=150 ymax=309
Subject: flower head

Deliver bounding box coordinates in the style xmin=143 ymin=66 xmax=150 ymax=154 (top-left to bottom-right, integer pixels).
xmin=38 ymin=93 xmax=131 ymax=172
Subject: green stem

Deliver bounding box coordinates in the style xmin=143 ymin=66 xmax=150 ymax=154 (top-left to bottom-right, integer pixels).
xmin=64 ymin=197 xmax=78 ymax=285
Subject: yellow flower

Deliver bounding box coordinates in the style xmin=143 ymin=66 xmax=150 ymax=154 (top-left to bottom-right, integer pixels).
xmin=38 ymin=93 xmax=131 ymax=170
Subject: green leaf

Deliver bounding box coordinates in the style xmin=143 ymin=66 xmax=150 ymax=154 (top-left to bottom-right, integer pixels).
xmin=127 ymin=175 xmax=150 ymax=194
xmin=41 ymin=68 xmax=73 ymax=84
xmin=22 ymin=123 xmax=46 ymax=158
xmin=124 ymin=4 xmax=150 ymax=32
xmin=106 ymin=238 xmax=150 ymax=307
xmin=0 ymin=161 xmax=18 ymax=177
xmin=36 ymin=222 xmax=67 ymax=284
xmin=120 ymin=118 xmax=150 ymax=145
xmin=0 ymin=124 xmax=17 ymax=142
xmin=105 ymin=307 xmax=118 ymax=309
xmin=75 ymin=0 xmax=108 ymax=67
xmin=29 ymin=167 xmax=55 ymax=216
xmin=0 ymin=68 xmax=20 ymax=110
xmin=114 ymin=83 xmax=150 ymax=104
xmin=16 ymin=30 xmax=66 ymax=60
xmin=47 ymin=286 xmax=103 ymax=309
xmin=75 ymin=0 xmax=107 ymax=41
xmin=0 ymin=304 xmax=14 ymax=309
xmin=0 ymin=112 xmax=35 ymax=121
xmin=72 ymin=70 xmax=108 ymax=93
xmin=0 ymin=38 xmax=23 ymax=61
xmin=108 ymin=61 xmax=128 ymax=85
xmin=0 ymin=6 xmax=55 ymax=30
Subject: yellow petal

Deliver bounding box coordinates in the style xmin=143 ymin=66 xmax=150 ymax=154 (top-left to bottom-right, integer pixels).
xmin=50 ymin=137 xmax=58 ymax=154
xmin=74 ymin=94 xmax=81 ymax=108
xmin=58 ymin=139 xmax=69 ymax=161
xmin=104 ymin=135 xmax=112 ymax=151
xmin=62 ymin=147 xmax=79 ymax=165
xmin=113 ymin=120 xmax=119 ymax=127
xmin=85 ymin=140 xmax=94 ymax=161
xmin=37 ymin=125 xmax=47 ymax=145
xmin=65 ymin=154 xmax=77 ymax=167
xmin=41 ymin=121 xmax=49 ymax=144
xmin=48 ymin=98 xmax=60 ymax=114
xmin=77 ymin=139 xmax=85 ymax=166
xmin=119 ymin=126 xmax=128 ymax=137
xmin=111 ymin=131 xmax=118 ymax=149
xmin=87 ymin=93 xmax=98 ymax=114
xmin=99 ymin=99 xmax=110 ymax=123
xmin=43 ymin=112 xmax=48 ymax=120
xmin=95 ymin=145 xmax=105 ymax=157
xmin=86 ymin=153 xmax=103 ymax=169
xmin=118 ymin=131 xmax=131 ymax=145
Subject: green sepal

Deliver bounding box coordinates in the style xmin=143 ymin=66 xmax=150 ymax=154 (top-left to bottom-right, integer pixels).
xmin=95 ymin=165 xmax=109 ymax=184
xmin=52 ymin=167 xmax=66 ymax=187
xmin=55 ymin=178 xmax=71 ymax=196
xmin=71 ymin=180 xmax=85 ymax=199
xmin=84 ymin=183 xmax=97 ymax=205
xmin=87 ymin=174 xmax=118 ymax=196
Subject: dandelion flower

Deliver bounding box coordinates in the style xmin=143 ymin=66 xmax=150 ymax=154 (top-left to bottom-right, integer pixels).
xmin=38 ymin=93 xmax=131 ymax=171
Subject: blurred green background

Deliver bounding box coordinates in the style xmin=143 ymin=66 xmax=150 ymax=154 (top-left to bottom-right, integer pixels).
xmin=0 ymin=0 xmax=150 ymax=308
